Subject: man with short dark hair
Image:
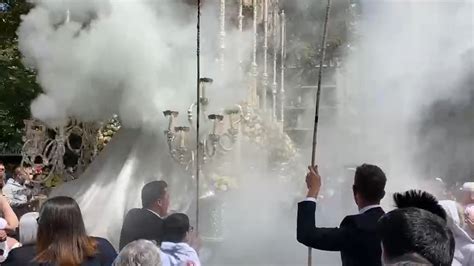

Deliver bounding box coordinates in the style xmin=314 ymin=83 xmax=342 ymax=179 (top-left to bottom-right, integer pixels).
xmin=381 ymin=190 xmax=455 ymax=265
xmin=160 ymin=213 xmax=200 ymax=266
xmin=393 ymin=190 xmax=447 ymax=221
xmin=297 ymin=164 xmax=387 ymax=266
xmin=377 ymin=207 xmax=455 ymax=266
xmin=119 ymin=180 xmax=170 ymax=250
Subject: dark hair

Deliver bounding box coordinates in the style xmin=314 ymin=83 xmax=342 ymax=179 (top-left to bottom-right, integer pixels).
xmin=141 ymin=180 xmax=168 ymax=208
xmin=162 ymin=213 xmax=191 ymax=243
xmin=353 ymin=164 xmax=386 ymax=203
xmin=394 ymin=190 xmax=447 ymax=221
xmin=36 ymin=196 xmax=97 ymax=265
xmin=377 ymin=207 xmax=455 ymax=266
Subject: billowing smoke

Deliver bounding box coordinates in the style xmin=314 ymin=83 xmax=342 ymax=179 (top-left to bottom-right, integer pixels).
xmin=416 ymin=51 xmax=474 ymax=187
xmin=18 ymin=0 xmax=251 ymax=129
xmin=17 ymin=0 xmax=474 ymax=265
xmin=340 ymin=0 xmax=474 ymax=195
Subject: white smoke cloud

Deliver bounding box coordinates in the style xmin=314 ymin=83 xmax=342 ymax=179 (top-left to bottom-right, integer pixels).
xmin=20 ymin=0 xmax=473 ymax=264
xmin=18 ymin=0 xmax=251 ymax=130
xmin=340 ymin=0 xmax=474 ymax=194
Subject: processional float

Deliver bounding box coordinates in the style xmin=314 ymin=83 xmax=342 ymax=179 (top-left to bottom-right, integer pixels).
xmin=20 ymin=119 xmax=101 ymax=184
xmin=162 ymin=0 xmax=292 ymax=242
xmin=21 ymin=0 xmax=295 ymax=245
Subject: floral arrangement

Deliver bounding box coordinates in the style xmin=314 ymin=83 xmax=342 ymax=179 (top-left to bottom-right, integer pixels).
xmin=240 ymin=105 xmax=297 ymax=163
xmin=97 ymin=115 xmax=121 ymax=151
xmin=209 ymin=174 xmax=238 ymax=192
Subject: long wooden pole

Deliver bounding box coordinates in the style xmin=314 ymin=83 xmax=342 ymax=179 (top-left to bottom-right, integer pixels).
xmin=309 ymin=0 xmax=332 ymax=265
xmin=195 ymin=0 xmax=201 ymax=235
xmin=280 ymin=10 xmax=286 ymax=124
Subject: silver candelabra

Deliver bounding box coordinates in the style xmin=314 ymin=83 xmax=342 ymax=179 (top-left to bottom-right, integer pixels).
xmin=261 ymin=0 xmax=269 ymax=111
xmin=164 ymin=78 xmax=243 ymax=172
xmin=280 ymin=9 xmax=286 ymax=124
xmin=219 ymin=0 xmax=226 ymax=70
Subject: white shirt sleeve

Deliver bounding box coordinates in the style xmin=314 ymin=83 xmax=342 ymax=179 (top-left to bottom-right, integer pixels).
xmin=0 ymin=241 xmax=9 ymax=263
xmin=303 ymin=197 xmax=317 ymax=203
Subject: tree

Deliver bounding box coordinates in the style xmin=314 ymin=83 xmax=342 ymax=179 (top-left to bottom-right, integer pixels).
xmin=0 ymin=0 xmax=41 ymax=150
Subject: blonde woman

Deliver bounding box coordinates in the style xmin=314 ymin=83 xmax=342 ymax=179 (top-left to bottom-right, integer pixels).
xmin=113 ymin=240 xmax=162 ymax=266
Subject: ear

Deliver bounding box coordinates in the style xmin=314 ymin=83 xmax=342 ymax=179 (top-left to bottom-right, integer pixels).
xmin=380 ymin=190 xmax=386 ymax=200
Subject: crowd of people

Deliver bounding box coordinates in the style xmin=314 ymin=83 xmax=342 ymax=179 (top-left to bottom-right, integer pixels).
xmin=298 ymin=164 xmax=474 ymax=266
xmin=0 ymin=162 xmax=45 ymax=218
xmin=0 ymin=160 xmax=472 ymax=265
xmin=0 ymin=165 xmax=200 ymax=266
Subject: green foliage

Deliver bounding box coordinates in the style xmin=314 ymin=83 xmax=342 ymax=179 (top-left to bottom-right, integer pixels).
xmin=0 ymin=0 xmax=41 ymax=149
xmin=284 ymin=0 xmax=348 ymax=68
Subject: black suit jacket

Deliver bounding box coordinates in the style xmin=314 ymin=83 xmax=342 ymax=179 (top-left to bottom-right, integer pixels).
xmin=119 ymin=208 xmax=164 ymax=250
xmin=297 ymin=200 xmax=385 ymax=266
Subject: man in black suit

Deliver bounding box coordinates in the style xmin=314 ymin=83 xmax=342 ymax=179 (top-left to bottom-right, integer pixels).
xmin=119 ymin=180 xmax=170 ymax=250
xmin=297 ymin=164 xmax=387 ymax=266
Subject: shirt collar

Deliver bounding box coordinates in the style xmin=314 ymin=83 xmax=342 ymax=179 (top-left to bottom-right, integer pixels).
xmin=359 ymin=204 xmax=381 ymax=214
xmin=146 ymin=208 xmax=163 ymax=219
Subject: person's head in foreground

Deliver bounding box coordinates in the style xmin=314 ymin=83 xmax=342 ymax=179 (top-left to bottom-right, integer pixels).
xmin=378 ymin=207 xmax=455 ymax=266
xmin=160 ymin=213 xmax=200 ymax=266
xmin=352 ymin=164 xmax=387 ymax=209
xmin=36 ymin=196 xmax=98 ymax=265
xmin=393 ymin=190 xmax=447 ymax=221
xmin=113 ymin=240 xmax=161 ymax=266
xmin=162 ymin=213 xmax=192 ymax=243
xmin=142 ymin=180 xmax=170 ymax=217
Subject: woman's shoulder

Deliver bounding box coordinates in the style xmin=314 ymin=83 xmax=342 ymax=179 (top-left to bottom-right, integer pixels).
xmin=89 ymin=236 xmax=117 ymax=265
xmin=91 ymin=237 xmax=112 ymax=245
xmin=91 ymin=237 xmax=116 ymax=251
xmin=8 ymin=244 xmax=36 ymax=255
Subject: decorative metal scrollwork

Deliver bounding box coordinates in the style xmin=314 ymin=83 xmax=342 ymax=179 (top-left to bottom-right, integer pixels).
xmin=20 ymin=119 xmax=100 ymax=184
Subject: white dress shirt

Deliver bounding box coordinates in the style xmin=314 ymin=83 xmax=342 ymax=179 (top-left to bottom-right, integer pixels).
xmin=358 ymin=204 xmax=381 ymax=214
xmin=146 ymin=208 xmax=163 ymax=219
xmin=304 ymin=197 xmax=317 ymax=203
